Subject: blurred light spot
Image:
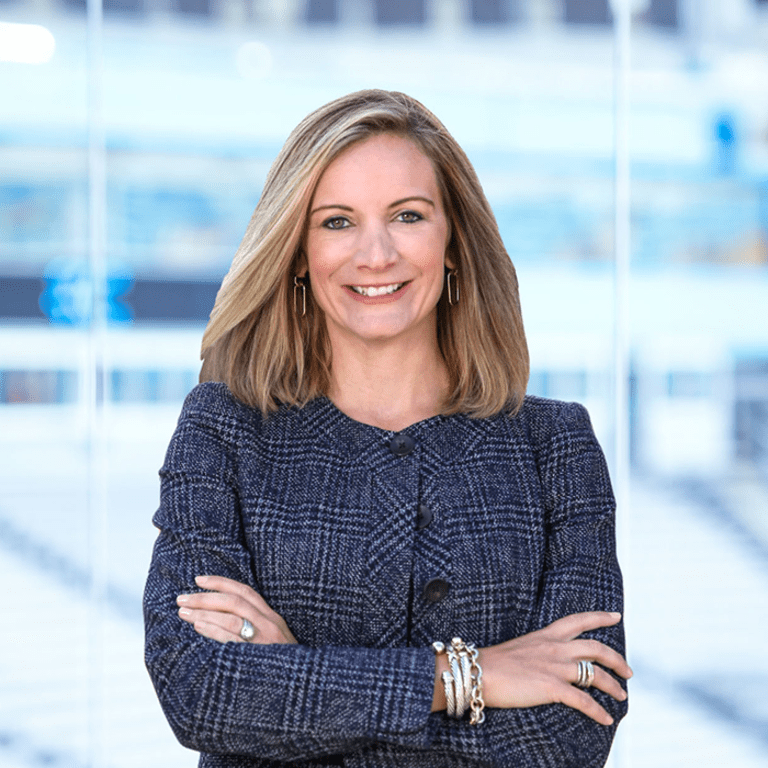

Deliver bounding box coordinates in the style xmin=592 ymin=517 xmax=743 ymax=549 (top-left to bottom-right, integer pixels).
xmin=716 ymin=51 xmax=768 ymax=94
xmin=0 ymin=22 xmax=56 ymax=65
xmin=236 ymin=41 xmax=272 ymax=80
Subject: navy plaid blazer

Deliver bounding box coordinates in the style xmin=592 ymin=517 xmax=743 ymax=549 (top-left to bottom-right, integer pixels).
xmin=144 ymin=382 xmax=626 ymax=767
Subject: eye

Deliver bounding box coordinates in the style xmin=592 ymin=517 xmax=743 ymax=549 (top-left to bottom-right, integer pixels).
xmin=397 ymin=210 xmax=423 ymax=224
xmin=323 ymin=216 xmax=350 ymax=230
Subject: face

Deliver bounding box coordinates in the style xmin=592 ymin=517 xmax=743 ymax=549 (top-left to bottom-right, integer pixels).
xmin=303 ymin=133 xmax=452 ymax=349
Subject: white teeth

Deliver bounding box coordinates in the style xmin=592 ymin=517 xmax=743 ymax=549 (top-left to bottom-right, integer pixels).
xmin=351 ymin=283 xmax=404 ymax=297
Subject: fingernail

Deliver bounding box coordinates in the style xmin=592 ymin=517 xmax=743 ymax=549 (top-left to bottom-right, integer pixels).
xmin=195 ymin=575 xmax=208 ymax=585
xmin=178 ymin=608 xmax=192 ymax=617
xmin=177 ymin=595 xmax=189 ymax=604
xmin=610 ymin=612 xmax=621 ymax=619
xmin=605 ymin=717 xmax=614 ymax=726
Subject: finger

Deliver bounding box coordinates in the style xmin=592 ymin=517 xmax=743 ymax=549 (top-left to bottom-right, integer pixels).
xmin=179 ymin=607 xmax=253 ymax=640
xmin=571 ymin=639 xmax=633 ymax=679
xmin=184 ymin=584 xmax=298 ymax=644
xmin=178 ymin=590 xmax=265 ymax=621
xmin=195 ymin=575 xmax=276 ymax=616
xmin=545 ymin=611 xmax=622 ymax=641
xmin=179 ymin=600 xmax=296 ymax=645
xmin=189 ymin=617 xmax=242 ymax=644
xmin=564 ymin=660 xmax=627 ymax=702
xmin=591 ymin=667 xmax=628 ymax=703
xmin=557 ymin=684 xmax=614 ymax=726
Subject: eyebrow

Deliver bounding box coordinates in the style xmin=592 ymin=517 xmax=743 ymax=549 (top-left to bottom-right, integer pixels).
xmin=309 ymin=196 xmax=435 ymax=216
xmin=310 ymin=204 xmax=354 ymax=215
xmin=390 ymin=196 xmax=435 ymax=209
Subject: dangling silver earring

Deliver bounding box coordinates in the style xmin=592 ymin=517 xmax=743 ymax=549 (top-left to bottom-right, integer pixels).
xmin=294 ymin=275 xmax=307 ymax=317
xmin=447 ymin=269 xmax=459 ymax=306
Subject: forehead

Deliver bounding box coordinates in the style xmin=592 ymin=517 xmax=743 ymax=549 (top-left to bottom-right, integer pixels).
xmin=312 ymin=133 xmax=440 ymax=199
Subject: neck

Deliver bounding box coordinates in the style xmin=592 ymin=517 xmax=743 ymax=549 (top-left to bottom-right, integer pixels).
xmin=327 ymin=333 xmax=449 ymax=432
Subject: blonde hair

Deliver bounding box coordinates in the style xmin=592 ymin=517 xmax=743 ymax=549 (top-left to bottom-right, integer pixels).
xmin=200 ymin=89 xmax=528 ymax=418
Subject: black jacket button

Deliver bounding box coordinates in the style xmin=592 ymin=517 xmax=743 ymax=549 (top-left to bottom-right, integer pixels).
xmin=416 ymin=504 xmax=433 ymax=529
xmin=388 ymin=434 xmax=415 ymax=456
xmin=423 ymin=578 xmax=450 ymax=603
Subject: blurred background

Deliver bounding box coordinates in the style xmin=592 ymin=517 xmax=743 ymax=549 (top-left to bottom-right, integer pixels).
xmin=1 ymin=0 xmax=767 ymax=766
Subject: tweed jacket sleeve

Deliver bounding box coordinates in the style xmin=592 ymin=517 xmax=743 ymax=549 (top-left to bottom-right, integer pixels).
xmin=144 ymin=383 xmax=626 ymax=768
xmin=144 ymin=386 xmax=438 ymax=763
xmin=421 ymin=396 xmax=628 ymax=767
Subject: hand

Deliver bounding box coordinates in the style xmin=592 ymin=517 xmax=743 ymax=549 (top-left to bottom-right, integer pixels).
xmin=177 ymin=575 xmax=297 ymax=645
xmin=435 ymin=612 xmax=631 ymax=725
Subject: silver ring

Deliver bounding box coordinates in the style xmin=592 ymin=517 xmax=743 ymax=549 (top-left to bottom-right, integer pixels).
xmin=576 ymin=660 xmax=595 ymax=688
xmin=585 ymin=660 xmax=595 ymax=688
xmin=239 ymin=618 xmax=255 ymax=642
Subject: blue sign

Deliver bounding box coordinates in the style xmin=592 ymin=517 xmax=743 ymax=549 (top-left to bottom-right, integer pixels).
xmin=39 ymin=257 xmax=133 ymax=325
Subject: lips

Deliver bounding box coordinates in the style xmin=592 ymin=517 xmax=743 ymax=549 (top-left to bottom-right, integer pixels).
xmin=348 ymin=282 xmax=407 ymax=297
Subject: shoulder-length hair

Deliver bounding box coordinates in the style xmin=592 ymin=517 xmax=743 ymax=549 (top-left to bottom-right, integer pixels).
xmin=200 ymin=89 xmax=528 ymax=418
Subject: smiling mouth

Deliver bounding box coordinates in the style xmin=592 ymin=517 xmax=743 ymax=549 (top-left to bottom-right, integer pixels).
xmin=348 ymin=282 xmax=407 ymax=297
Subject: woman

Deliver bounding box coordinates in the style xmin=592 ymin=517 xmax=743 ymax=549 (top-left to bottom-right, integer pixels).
xmin=144 ymin=89 xmax=631 ymax=768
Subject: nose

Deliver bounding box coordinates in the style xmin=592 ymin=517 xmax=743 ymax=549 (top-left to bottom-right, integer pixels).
xmin=352 ymin=222 xmax=397 ymax=270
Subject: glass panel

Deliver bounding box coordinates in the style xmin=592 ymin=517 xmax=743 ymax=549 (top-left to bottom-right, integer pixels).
xmin=626 ymin=2 xmax=768 ymax=766
xmin=0 ymin=6 xmax=92 ymax=768
xmin=26 ymin=0 xmax=768 ymax=766
xmin=3 ymin=0 xmax=620 ymax=765
xmin=563 ymin=0 xmax=613 ymax=25
xmin=87 ymin=2 xmax=619 ymax=765
xmin=373 ymin=0 xmax=426 ymax=25
xmin=305 ymin=0 xmax=339 ymax=24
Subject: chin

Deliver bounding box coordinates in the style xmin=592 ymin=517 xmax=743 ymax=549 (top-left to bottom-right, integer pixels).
xmin=353 ymin=328 xmax=409 ymax=343
xmin=330 ymin=309 xmax=434 ymax=346
xmin=337 ymin=316 xmax=410 ymax=339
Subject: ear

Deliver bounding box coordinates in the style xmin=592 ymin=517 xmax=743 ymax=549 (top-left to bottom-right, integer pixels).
xmin=444 ymin=226 xmax=456 ymax=269
xmin=294 ymin=251 xmax=308 ymax=278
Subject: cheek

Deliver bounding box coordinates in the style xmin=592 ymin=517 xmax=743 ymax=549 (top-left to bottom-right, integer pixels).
xmin=423 ymin=236 xmax=449 ymax=284
xmin=305 ymin=252 xmax=341 ymax=317
xmin=311 ymin=253 xmax=341 ymax=275
xmin=306 ymin=235 xmax=345 ymax=278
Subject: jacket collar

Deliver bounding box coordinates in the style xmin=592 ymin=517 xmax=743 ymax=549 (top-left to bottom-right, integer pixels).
xmin=283 ymin=396 xmax=504 ymax=468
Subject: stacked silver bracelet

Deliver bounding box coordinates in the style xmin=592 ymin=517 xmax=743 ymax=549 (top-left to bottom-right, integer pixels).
xmin=432 ymin=637 xmax=486 ymax=725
